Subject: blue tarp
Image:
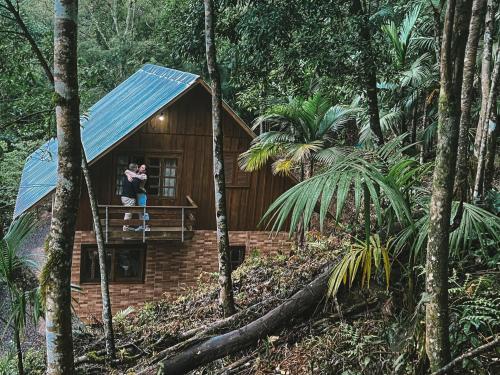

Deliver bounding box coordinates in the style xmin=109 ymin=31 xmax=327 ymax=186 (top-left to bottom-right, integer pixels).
xmin=14 ymin=64 xmax=199 ymax=218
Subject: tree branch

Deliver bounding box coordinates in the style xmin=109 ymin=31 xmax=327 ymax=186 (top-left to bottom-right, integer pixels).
xmin=431 ymin=336 xmax=500 ymax=375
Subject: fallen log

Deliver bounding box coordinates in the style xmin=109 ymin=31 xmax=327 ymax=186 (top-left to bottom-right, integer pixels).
xmin=144 ymin=263 xmax=335 ymax=375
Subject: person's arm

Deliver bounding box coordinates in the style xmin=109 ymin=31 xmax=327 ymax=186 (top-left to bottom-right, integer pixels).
xmin=125 ymin=169 xmax=147 ymax=181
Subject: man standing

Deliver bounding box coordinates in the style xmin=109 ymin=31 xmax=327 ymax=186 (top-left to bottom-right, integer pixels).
xmin=121 ymin=163 xmax=140 ymax=231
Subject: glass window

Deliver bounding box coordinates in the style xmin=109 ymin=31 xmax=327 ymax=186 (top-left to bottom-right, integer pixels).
xmin=224 ymin=153 xmax=250 ymax=187
xmin=80 ymin=245 xmax=146 ymax=283
xmin=230 ymin=245 xmax=246 ymax=272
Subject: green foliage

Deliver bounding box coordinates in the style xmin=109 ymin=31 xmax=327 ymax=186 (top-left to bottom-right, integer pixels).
xmin=396 ymin=201 xmax=500 ymax=259
xmin=262 ymin=141 xmax=413 ymax=234
xmin=239 ymin=93 xmax=357 ymax=177
xmin=328 ymin=235 xmax=392 ymax=297
xmin=449 ymin=273 xmax=500 ymax=373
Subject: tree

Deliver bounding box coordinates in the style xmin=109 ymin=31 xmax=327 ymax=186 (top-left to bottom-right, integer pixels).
xmin=473 ymin=48 xmax=500 ymax=199
xmin=473 ymin=0 xmax=494 ymax=155
xmin=1 ymin=0 xmax=117 ymax=359
xmin=454 ymin=0 xmax=487 ymax=200
xmin=351 ymin=0 xmax=384 ymax=145
xmin=239 ymin=94 xmax=356 ymax=247
xmin=239 ymin=94 xmax=357 ymax=179
xmin=81 ymin=152 xmax=116 ymax=360
xmin=0 ymin=213 xmax=38 ymax=375
xmin=204 ymin=0 xmax=235 ymax=317
xmin=42 ymin=0 xmax=81 ymax=373
xmin=424 ymin=0 xmax=458 ymax=370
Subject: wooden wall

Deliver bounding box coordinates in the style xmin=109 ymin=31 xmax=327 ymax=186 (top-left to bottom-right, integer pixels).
xmin=76 ymin=84 xmax=293 ymax=231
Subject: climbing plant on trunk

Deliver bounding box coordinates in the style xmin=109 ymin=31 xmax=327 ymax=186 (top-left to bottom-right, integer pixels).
xmin=42 ymin=0 xmax=81 ymax=373
xmin=204 ymin=0 xmax=236 ymax=317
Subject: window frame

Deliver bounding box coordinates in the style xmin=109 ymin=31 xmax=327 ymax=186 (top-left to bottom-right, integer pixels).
xmin=229 ymin=245 xmax=246 ymax=272
xmin=80 ymin=244 xmax=147 ymax=284
xmin=145 ymin=154 xmax=181 ymax=201
xmin=224 ymin=152 xmax=251 ymax=188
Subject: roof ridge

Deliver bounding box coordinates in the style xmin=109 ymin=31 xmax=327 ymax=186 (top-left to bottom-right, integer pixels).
xmin=140 ymin=64 xmax=199 ymax=84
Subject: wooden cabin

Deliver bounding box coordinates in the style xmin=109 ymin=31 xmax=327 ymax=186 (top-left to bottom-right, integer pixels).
xmin=14 ymin=65 xmax=293 ymax=319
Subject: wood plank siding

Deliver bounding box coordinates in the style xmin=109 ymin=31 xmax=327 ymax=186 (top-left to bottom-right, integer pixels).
xmin=75 ymin=84 xmax=293 ymax=231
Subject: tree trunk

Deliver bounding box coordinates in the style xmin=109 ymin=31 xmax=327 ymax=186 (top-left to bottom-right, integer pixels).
xmin=454 ymin=0 xmax=487 ymax=200
xmin=14 ymin=326 xmax=24 ymax=375
xmin=484 ymin=110 xmax=499 ymax=192
xmin=44 ymin=1 xmax=80 ymax=374
xmin=473 ymin=0 xmax=494 ymax=154
xmin=81 ymin=149 xmax=116 ymax=360
xmin=204 ymin=0 xmax=235 ymax=317
xmin=3 ymin=0 xmax=55 ymax=86
xmin=156 ymin=263 xmax=335 ymax=375
xmin=425 ymin=0 xmax=458 ymax=371
xmin=451 ymin=0 xmax=473 ymax=97
xmin=473 ymin=49 xmax=500 ymax=199
xmin=351 ymin=0 xmax=384 ymax=145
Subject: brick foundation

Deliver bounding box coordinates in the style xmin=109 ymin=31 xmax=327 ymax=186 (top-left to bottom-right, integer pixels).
xmin=71 ymin=230 xmax=292 ymax=319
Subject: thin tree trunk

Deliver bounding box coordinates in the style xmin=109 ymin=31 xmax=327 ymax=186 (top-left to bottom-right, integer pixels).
xmin=204 ymin=0 xmax=235 ymax=317
xmin=454 ymin=0 xmax=487 ymax=200
xmin=425 ymin=0 xmax=458 ymax=371
xmin=473 ymin=49 xmax=500 ymax=199
xmin=451 ymin=0 xmax=473 ymax=97
xmin=420 ymin=93 xmax=430 ymax=163
xmin=3 ymin=0 xmax=54 ymax=86
xmin=473 ymin=0 xmax=494 ymax=154
xmin=44 ymin=1 xmax=80 ymax=373
xmin=484 ymin=110 xmax=499 ymax=192
xmin=14 ymin=326 xmax=24 ymax=375
xmin=351 ymin=0 xmax=384 ymax=145
xmin=81 ymin=149 xmax=116 ymax=360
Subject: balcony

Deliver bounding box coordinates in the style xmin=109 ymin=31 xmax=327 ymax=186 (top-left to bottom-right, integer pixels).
xmin=98 ymin=196 xmax=198 ymax=243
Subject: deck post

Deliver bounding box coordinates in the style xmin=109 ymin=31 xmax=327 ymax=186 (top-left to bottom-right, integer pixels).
xmin=181 ymin=207 xmax=185 ymax=242
xmin=143 ymin=206 xmax=146 ymax=243
xmin=105 ymin=206 xmax=108 ymax=244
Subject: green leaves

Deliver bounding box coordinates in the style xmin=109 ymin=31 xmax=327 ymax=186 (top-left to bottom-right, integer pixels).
xmin=328 ymin=234 xmax=393 ymax=297
xmin=395 ymin=201 xmax=500 ymax=259
xmin=240 ymin=94 xmax=356 ymax=177
xmin=261 ymin=150 xmax=412 ymax=233
xmin=0 ymin=213 xmax=38 ymax=286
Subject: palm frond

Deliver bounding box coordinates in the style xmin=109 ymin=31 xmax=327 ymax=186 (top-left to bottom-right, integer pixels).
xmin=238 ymin=143 xmax=280 ymax=172
xmin=262 ymin=153 xmax=412 ymax=233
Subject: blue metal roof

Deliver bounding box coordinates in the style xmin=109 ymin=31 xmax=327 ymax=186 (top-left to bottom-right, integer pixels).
xmin=14 ymin=64 xmax=199 ymax=218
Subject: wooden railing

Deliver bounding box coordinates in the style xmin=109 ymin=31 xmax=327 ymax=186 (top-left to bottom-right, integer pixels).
xmin=98 ymin=196 xmax=198 ymax=243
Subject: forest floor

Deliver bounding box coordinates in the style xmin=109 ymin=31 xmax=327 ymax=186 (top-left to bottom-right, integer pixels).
xmin=66 ymin=232 xmax=417 ymax=375
xmin=12 ymin=228 xmax=499 ymax=374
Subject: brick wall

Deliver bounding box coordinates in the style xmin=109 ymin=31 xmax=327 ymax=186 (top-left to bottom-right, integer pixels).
xmin=71 ymin=230 xmax=292 ymax=319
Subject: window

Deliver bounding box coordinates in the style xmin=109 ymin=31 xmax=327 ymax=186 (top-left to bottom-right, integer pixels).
xmin=80 ymin=244 xmax=146 ymax=283
xmin=224 ymin=153 xmax=250 ymax=187
xmin=146 ymin=157 xmax=178 ymax=198
xmin=230 ymin=245 xmax=246 ymax=272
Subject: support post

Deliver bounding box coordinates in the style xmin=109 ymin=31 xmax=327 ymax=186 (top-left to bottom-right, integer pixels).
xmin=143 ymin=206 xmax=146 ymax=243
xmin=181 ymin=208 xmax=185 ymax=242
xmin=105 ymin=206 xmax=108 ymax=244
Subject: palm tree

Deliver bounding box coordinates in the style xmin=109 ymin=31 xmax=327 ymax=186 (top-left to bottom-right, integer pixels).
xmin=239 ymin=94 xmax=357 ymax=246
xmin=239 ymin=94 xmax=357 ymax=180
xmin=378 ymin=4 xmax=436 ymax=146
xmin=0 ymin=213 xmax=39 ymax=375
